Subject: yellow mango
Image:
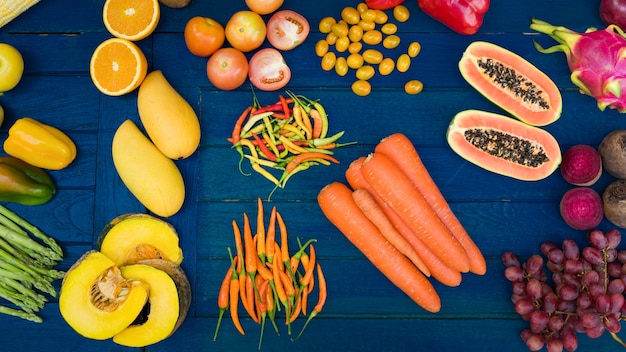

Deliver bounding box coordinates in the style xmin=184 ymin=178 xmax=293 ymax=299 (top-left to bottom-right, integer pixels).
xmin=112 ymin=120 xmax=185 ymax=217
xmin=137 ymin=70 xmax=200 ymax=160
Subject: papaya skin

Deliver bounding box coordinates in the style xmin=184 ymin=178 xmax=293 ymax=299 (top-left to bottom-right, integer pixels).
xmin=137 ymin=70 xmax=201 ymax=160
xmin=112 ymin=120 xmax=185 ymax=218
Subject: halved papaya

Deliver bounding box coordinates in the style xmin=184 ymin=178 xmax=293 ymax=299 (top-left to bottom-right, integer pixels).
xmin=447 ymin=109 xmax=562 ymax=181
xmin=459 ymin=41 xmax=562 ymax=126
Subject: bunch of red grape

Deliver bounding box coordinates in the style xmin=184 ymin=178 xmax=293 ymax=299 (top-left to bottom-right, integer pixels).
xmin=502 ymin=228 xmax=626 ymax=352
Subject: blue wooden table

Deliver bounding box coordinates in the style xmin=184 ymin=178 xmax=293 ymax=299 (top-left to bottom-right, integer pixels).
xmin=0 ymin=0 xmax=625 ymax=351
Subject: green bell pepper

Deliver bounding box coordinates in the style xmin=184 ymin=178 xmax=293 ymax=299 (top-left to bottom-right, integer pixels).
xmin=0 ymin=156 xmax=56 ymax=205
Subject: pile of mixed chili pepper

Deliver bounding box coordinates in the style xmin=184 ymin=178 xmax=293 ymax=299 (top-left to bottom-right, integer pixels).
xmin=228 ymin=91 xmax=354 ymax=197
xmin=213 ymin=198 xmax=327 ymax=348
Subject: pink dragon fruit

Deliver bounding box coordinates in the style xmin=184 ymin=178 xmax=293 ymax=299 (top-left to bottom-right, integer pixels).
xmin=530 ymin=18 xmax=626 ymax=112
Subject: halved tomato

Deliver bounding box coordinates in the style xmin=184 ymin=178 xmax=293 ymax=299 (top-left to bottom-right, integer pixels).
xmin=248 ymin=48 xmax=291 ymax=91
xmin=266 ymin=10 xmax=310 ymax=51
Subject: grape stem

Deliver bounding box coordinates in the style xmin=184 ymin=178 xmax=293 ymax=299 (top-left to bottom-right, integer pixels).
xmin=610 ymin=332 xmax=626 ymax=348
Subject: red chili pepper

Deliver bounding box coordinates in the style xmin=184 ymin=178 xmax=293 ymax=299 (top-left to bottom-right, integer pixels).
xmin=251 ymin=133 xmax=277 ymax=161
xmin=365 ymin=0 xmax=405 ymax=10
xmin=417 ymin=0 xmax=490 ymax=35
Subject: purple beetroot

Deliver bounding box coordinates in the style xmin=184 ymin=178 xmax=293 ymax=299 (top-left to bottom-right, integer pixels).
xmin=560 ymin=144 xmax=603 ymax=186
xmin=530 ymin=18 xmax=626 ymax=112
xmin=560 ymin=187 xmax=604 ymax=231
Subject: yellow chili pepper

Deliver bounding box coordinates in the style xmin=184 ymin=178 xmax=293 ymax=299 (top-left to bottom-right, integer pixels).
xmin=4 ymin=118 xmax=76 ymax=170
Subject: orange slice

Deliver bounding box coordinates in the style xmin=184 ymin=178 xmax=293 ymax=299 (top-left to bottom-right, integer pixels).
xmin=103 ymin=0 xmax=160 ymax=41
xmin=89 ymin=38 xmax=148 ymax=96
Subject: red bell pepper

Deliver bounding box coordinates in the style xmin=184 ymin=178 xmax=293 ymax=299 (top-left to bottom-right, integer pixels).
xmin=366 ymin=0 xmax=405 ymax=10
xmin=417 ymin=0 xmax=490 ymax=35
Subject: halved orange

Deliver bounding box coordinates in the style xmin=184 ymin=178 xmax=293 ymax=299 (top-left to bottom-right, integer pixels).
xmin=89 ymin=38 xmax=148 ymax=96
xmin=103 ymin=0 xmax=160 ymax=41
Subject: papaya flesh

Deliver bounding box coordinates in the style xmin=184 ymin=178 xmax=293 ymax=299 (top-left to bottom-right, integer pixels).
xmin=446 ymin=109 xmax=562 ymax=181
xmin=459 ymin=41 xmax=562 ymax=127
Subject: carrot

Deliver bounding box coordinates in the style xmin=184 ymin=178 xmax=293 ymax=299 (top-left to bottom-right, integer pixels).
xmin=317 ymin=182 xmax=441 ymax=312
xmin=352 ymin=187 xmax=430 ymax=276
xmin=346 ymin=158 xmax=462 ymax=287
xmin=375 ymin=133 xmax=486 ymax=275
xmin=293 ymin=263 xmax=328 ymax=341
xmin=213 ymin=259 xmax=234 ymax=341
xmin=256 ymin=198 xmax=267 ymax=264
xmin=361 ymin=152 xmax=470 ymax=273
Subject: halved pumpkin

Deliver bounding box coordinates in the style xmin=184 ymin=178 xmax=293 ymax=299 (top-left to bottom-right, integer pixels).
xmin=59 ymin=251 xmax=150 ymax=340
xmin=113 ymin=259 xmax=191 ymax=347
xmin=97 ymin=213 xmax=183 ymax=266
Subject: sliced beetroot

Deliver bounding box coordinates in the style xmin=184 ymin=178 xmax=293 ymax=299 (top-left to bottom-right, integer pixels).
xmin=560 ymin=187 xmax=604 ymax=230
xmin=560 ymin=144 xmax=603 ymax=186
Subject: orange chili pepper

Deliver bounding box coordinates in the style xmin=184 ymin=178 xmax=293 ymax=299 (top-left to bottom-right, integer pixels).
xmin=293 ymin=264 xmax=327 ymax=341
xmin=230 ymin=105 xmax=253 ymax=144
xmin=256 ymin=197 xmax=266 ymax=264
xmin=246 ymin=274 xmax=259 ymax=323
xmin=227 ymin=250 xmax=245 ymax=335
xmin=265 ymin=206 xmax=277 ymax=264
xmin=276 ymin=211 xmax=290 ymax=270
xmin=285 ymin=152 xmax=339 ymax=173
xmin=213 ymin=259 xmax=234 ymax=341
xmin=300 ymin=244 xmax=317 ymax=288
xmin=279 ymin=94 xmax=291 ymax=120
xmin=309 ymin=108 xmax=324 ymax=139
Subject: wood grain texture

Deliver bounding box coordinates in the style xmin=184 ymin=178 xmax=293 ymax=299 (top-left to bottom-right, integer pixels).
xmin=0 ymin=0 xmax=621 ymax=351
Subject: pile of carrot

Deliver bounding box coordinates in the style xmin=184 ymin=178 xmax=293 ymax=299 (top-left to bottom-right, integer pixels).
xmin=317 ymin=133 xmax=486 ymax=313
xmin=228 ymin=91 xmax=354 ymax=198
xmin=213 ymin=198 xmax=327 ymax=348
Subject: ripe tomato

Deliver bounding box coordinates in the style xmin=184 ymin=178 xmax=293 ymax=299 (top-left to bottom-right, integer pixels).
xmin=245 ymin=0 xmax=284 ymax=15
xmin=184 ymin=17 xmax=225 ymax=57
xmin=225 ymin=11 xmax=266 ymax=53
xmin=266 ymin=10 xmax=310 ymax=51
xmin=248 ymin=48 xmax=291 ymax=91
xmin=206 ymin=48 xmax=249 ymax=90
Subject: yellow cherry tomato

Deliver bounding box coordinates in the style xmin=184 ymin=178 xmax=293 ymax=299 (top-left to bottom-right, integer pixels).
xmin=319 ymin=17 xmax=336 ymax=33
xmin=408 ymin=41 xmax=421 ymax=57
xmin=393 ymin=5 xmax=410 ymax=22
xmin=404 ymin=80 xmax=424 ymax=94
xmin=347 ymin=53 xmax=364 ymax=69
xmin=360 ymin=9 xmax=377 ymax=22
xmin=315 ymin=39 xmax=329 ymax=57
xmin=335 ymin=36 xmax=350 ymax=52
xmin=381 ymin=23 xmax=397 ymax=35
xmin=359 ymin=20 xmax=375 ymax=31
xmin=378 ymin=57 xmax=395 ymax=76
xmin=321 ymin=52 xmax=336 ymax=71
xmin=362 ymin=49 xmax=383 ymax=64
xmin=348 ymin=41 xmax=363 ymax=54
xmin=341 ymin=7 xmax=361 ymax=25
xmin=357 ymin=2 xmax=369 ymax=14
xmin=383 ymin=35 xmax=401 ymax=49
xmin=326 ymin=31 xmax=339 ymax=45
xmin=396 ymin=53 xmax=411 ymax=72
xmin=331 ymin=23 xmax=349 ymax=37
xmin=362 ymin=30 xmax=382 ymax=45
xmin=335 ymin=56 xmax=349 ymax=76
xmin=355 ymin=65 xmax=375 ymax=80
xmin=348 ymin=25 xmax=364 ymax=42
xmin=374 ymin=10 xmax=388 ymax=24
xmin=352 ymin=80 xmax=371 ymax=96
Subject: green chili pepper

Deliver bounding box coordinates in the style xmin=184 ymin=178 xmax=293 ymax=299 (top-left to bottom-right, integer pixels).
xmin=0 ymin=157 xmax=56 ymax=205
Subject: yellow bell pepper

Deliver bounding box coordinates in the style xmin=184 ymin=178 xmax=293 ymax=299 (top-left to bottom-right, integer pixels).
xmin=3 ymin=117 xmax=77 ymax=170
